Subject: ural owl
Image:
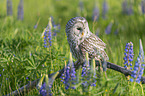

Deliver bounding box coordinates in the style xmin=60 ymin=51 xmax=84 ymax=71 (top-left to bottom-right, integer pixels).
xmin=65 ymin=17 xmax=109 ymax=62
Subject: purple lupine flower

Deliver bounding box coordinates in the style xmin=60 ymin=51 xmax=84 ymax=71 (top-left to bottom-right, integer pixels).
xmin=123 ymin=42 xmax=134 ymax=70
xmin=0 ymin=74 xmax=1 ymax=76
xmin=50 ymin=16 xmax=60 ymax=36
xmin=53 ymin=24 xmax=60 ymax=36
xmin=44 ymin=21 xmax=52 ymax=48
xmin=81 ymin=62 xmax=90 ymax=90
xmin=81 ymin=53 xmax=97 ymax=92
xmin=130 ymin=40 xmax=145 ymax=83
xmin=122 ymin=0 xmax=128 ymax=14
xmin=105 ymin=22 xmax=112 ymax=34
xmin=60 ymin=53 xmax=76 ymax=89
xmin=91 ymin=72 xmax=97 ymax=86
xmin=92 ymin=4 xmax=99 ymax=21
xmin=17 ymin=0 xmax=24 ymax=20
xmin=26 ymin=77 xmax=28 ymax=79
xmin=39 ymin=82 xmax=52 ymax=96
xmin=102 ymin=0 xmax=108 ymax=19
xmin=141 ymin=0 xmax=145 ymax=14
xmin=50 ymin=16 xmax=54 ymax=26
xmin=7 ymin=0 xmax=13 ymax=16
xmin=95 ymin=28 xmax=100 ymax=36
xmin=130 ymin=58 xmax=145 ymax=83
xmin=127 ymin=5 xmax=133 ymax=15
xmin=81 ymin=62 xmax=97 ymax=91
xmin=122 ymin=0 xmax=133 ymax=15
xmin=48 ymin=25 xmax=52 ymax=46
xmin=34 ymin=24 xmax=38 ymax=29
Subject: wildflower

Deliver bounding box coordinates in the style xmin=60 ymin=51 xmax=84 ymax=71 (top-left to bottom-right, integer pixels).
xmin=122 ymin=0 xmax=133 ymax=15
xmin=81 ymin=53 xmax=97 ymax=92
xmin=141 ymin=0 xmax=145 ymax=14
xmin=26 ymin=77 xmax=28 ymax=79
xmin=44 ymin=18 xmax=52 ymax=48
xmin=122 ymin=0 xmax=128 ymax=14
xmin=105 ymin=22 xmax=112 ymax=34
xmin=102 ymin=0 xmax=108 ymax=19
xmin=34 ymin=24 xmax=37 ymax=29
xmin=61 ymin=64 xmax=76 ymax=89
xmin=130 ymin=39 xmax=145 ymax=83
xmin=17 ymin=0 xmax=24 ymax=20
xmin=96 ymin=28 xmax=100 ymax=36
xmin=13 ymin=54 xmax=15 ymax=57
xmin=7 ymin=0 xmax=13 ymax=16
xmin=39 ymin=82 xmax=52 ymax=96
xmin=131 ymin=58 xmax=145 ymax=83
xmin=51 ymin=16 xmax=60 ymax=36
xmin=0 ymin=74 xmax=1 ymax=76
xmin=123 ymin=42 xmax=134 ymax=70
xmin=3 ymin=69 xmax=4 ymax=71
xmin=60 ymin=52 xmax=76 ymax=89
xmin=128 ymin=5 xmax=133 ymax=15
xmin=81 ymin=67 xmax=97 ymax=87
xmin=92 ymin=4 xmax=99 ymax=21
xmin=53 ymin=24 xmax=60 ymax=36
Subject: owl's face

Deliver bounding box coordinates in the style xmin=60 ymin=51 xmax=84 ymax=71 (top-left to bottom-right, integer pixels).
xmin=66 ymin=17 xmax=91 ymax=45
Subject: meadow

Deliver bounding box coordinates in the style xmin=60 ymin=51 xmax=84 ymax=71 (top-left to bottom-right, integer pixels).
xmin=0 ymin=0 xmax=145 ymax=95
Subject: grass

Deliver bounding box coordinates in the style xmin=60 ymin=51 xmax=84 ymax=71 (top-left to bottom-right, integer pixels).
xmin=0 ymin=0 xmax=145 ymax=95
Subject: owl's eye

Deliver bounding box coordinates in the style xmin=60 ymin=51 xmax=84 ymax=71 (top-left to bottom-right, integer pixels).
xmin=77 ymin=27 xmax=82 ymax=31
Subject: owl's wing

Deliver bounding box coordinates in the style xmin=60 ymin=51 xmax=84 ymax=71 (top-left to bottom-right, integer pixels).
xmin=80 ymin=33 xmax=109 ymax=60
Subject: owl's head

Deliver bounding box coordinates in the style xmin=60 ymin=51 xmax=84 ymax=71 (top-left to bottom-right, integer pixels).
xmin=66 ymin=17 xmax=91 ymax=45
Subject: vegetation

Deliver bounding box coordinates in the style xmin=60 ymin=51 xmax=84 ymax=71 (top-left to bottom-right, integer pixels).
xmin=0 ymin=0 xmax=145 ymax=95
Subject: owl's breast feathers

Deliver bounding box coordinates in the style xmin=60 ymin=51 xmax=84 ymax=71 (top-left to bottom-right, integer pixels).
xmin=79 ymin=33 xmax=109 ymax=60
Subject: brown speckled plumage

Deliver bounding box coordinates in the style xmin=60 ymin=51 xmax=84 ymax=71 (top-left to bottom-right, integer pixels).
xmin=65 ymin=17 xmax=109 ymax=62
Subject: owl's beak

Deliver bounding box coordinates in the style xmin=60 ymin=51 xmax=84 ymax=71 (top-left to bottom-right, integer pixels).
xmin=81 ymin=32 xmax=84 ymax=37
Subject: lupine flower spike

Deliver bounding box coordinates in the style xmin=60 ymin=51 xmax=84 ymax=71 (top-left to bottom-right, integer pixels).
xmin=51 ymin=16 xmax=60 ymax=36
xmin=105 ymin=22 xmax=113 ymax=34
xmin=81 ymin=52 xmax=97 ymax=92
xmin=123 ymin=42 xmax=134 ymax=70
xmin=128 ymin=4 xmax=133 ymax=15
xmin=53 ymin=24 xmax=60 ymax=36
xmin=39 ymin=72 xmax=59 ymax=96
xmin=81 ymin=52 xmax=90 ymax=91
xmin=7 ymin=0 xmax=13 ymax=16
xmin=92 ymin=4 xmax=99 ymax=21
xmin=17 ymin=0 xmax=24 ymax=20
xmin=60 ymin=52 xmax=76 ymax=89
xmin=90 ymin=59 xmax=97 ymax=86
xmin=141 ymin=0 xmax=145 ymax=14
xmin=43 ymin=17 xmax=52 ymax=48
xmin=122 ymin=0 xmax=128 ymax=14
xmin=122 ymin=0 xmax=133 ymax=15
xmin=102 ymin=0 xmax=108 ymax=19
xmin=130 ymin=39 xmax=145 ymax=83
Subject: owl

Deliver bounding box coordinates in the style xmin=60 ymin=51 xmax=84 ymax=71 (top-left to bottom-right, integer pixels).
xmin=65 ymin=17 xmax=109 ymax=62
